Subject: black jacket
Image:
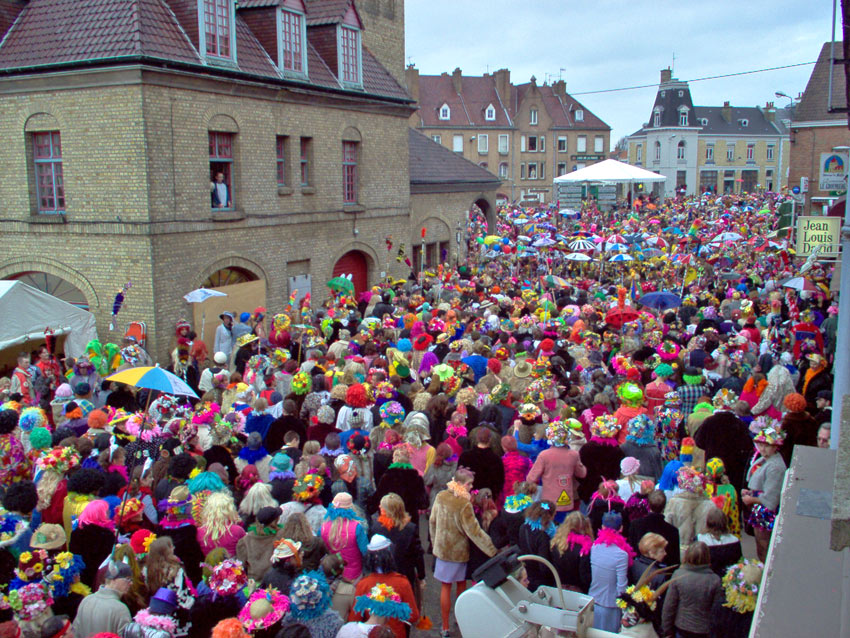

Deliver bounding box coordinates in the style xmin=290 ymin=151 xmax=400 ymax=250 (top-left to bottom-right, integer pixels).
xmin=368 ymin=466 xmax=429 ymax=527
xmin=158 ymin=524 xmax=205 ymax=586
xmin=458 ymin=446 xmax=505 ymax=499
xmin=266 ymin=415 xmax=306 ymax=454
xmin=69 ymin=524 xmax=115 ymax=588
xmin=578 ymin=441 xmax=625 ymax=503
xmin=550 ymin=543 xmax=591 ymax=593
xmin=517 ymin=524 xmax=553 ymax=591
xmin=368 ymin=516 xmax=425 ymax=586
xmin=489 ymin=510 xmax=525 ymax=549
xmin=628 ymin=512 xmax=681 ymax=566
xmin=693 ymin=411 xmax=752 ymax=491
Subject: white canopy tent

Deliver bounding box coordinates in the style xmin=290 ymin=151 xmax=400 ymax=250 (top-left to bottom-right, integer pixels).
xmin=553 ymin=159 xmax=667 ymax=185
xmin=0 ymin=280 xmax=97 ymax=358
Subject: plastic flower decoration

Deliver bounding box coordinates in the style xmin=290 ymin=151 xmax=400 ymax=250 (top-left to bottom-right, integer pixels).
xmin=208 ymin=558 xmax=248 ymax=597
xmin=125 ymin=412 xmax=163 ymax=442
xmin=291 ymin=371 xmax=312 ymax=396
xmin=722 ymin=559 xmax=764 ymax=613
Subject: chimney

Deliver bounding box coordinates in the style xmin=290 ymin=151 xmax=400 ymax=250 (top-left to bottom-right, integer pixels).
xmin=660 ymin=68 xmax=672 ymax=84
xmin=451 ymin=67 xmax=462 ymax=94
xmin=552 ymin=79 xmax=567 ymax=99
xmin=405 ymin=65 xmax=420 ymax=102
xmin=721 ymin=101 xmax=732 ymax=123
xmin=494 ymin=68 xmax=511 ymax=104
xmin=764 ymin=101 xmax=776 ymax=122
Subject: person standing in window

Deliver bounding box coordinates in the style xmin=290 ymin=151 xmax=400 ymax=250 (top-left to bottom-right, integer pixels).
xmin=210 ymin=172 xmax=231 ymax=209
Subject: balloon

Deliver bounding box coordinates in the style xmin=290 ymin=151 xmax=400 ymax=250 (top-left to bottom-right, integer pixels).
xmin=476 ymin=237 xmax=485 ymax=244
xmin=502 ymin=237 xmax=510 ymax=244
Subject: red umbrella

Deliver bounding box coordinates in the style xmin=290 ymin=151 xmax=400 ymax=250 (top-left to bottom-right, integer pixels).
xmin=605 ymin=306 xmax=640 ymax=328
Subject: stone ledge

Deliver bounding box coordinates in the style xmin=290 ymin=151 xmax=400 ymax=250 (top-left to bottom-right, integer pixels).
xmin=277 ymin=186 xmax=293 ymax=196
xmin=210 ymin=209 xmax=246 ymax=222
xmin=29 ymin=213 xmax=66 ymax=224
xmin=301 ymin=186 xmax=316 ymax=195
xmin=343 ymin=203 xmax=365 ymax=213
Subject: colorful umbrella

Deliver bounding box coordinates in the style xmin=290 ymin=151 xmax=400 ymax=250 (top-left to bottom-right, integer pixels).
xmin=710 ymin=232 xmax=744 ymax=243
xmin=781 ymin=277 xmax=818 ymax=292
xmin=566 ymin=252 xmax=593 ymax=261
xmin=541 ymin=274 xmax=570 ymax=288
xmin=605 ymin=306 xmax=640 ymax=328
xmin=569 ymin=239 xmax=596 ymax=251
xmin=183 ymin=288 xmax=227 ymax=304
xmin=639 ymin=291 xmax=682 ymax=310
xmin=105 ymin=366 xmax=199 ymax=398
xmin=609 ymin=254 xmax=634 ymax=262
xmin=326 ymin=276 xmax=355 ymax=294
xmin=533 ymin=237 xmax=556 ymax=247
xmin=646 ymin=236 xmax=668 ymax=248
xmin=606 ymin=243 xmax=630 ymax=252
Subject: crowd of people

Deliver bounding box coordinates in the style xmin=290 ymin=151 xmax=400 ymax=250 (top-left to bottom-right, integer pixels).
xmin=0 ymin=189 xmax=837 ymax=638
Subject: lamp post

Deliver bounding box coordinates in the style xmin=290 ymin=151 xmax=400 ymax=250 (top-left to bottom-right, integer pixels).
xmin=774 ymin=91 xmax=794 ymax=107
xmin=830 ymin=145 xmax=850 ymax=449
xmin=455 ymin=221 xmax=463 ymax=268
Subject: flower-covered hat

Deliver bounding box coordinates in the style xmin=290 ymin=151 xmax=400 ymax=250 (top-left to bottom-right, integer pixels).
xmin=754 ymin=423 xmax=785 ymax=447
xmin=616 ymin=382 xmax=644 ymax=407
xmin=238 ymin=588 xmax=290 ymax=632
xmin=676 ymin=465 xmax=707 ymax=494
xmin=722 ymin=559 xmax=764 ymax=614
xmin=208 ymin=558 xmax=248 ymax=597
xmin=353 ymin=583 xmax=411 ymax=622
xmin=288 ymin=571 xmax=333 ymax=621
xmin=292 ymin=473 xmax=324 ymax=502
xmin=591 ymin=414 xmax=620 ymax=440
xmin=36 ymin=446 xmax=81 ymax=475
xmin=713 ymin=389 xmax=739 ymax=410
xmin=626 ymin=414 xmax=654 ymax=446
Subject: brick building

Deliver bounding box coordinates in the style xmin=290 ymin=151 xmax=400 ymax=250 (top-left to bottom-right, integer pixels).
xmin=627 ymin=69 xmax=791 ymax=197
xmin=406 ymin=67 xmax=611 ymax=204
xmin=789 ymin=41 xmax=850 ymax=215
xmin=0 ymin=0 xmax=497 ymax=360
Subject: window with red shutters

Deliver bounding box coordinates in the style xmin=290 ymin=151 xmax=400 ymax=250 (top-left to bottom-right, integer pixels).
xmin=204 ymin=0 xmax=232 ymax=59
xmin=280 ymin=9 xmax=304 ymax=73
xmin=342 ymin=141 xmax=358 ymax=203
xmin=339 ymin=26 xmax=360 ymax=85
xmin=33 ymin=131 xmax=65 ymax=213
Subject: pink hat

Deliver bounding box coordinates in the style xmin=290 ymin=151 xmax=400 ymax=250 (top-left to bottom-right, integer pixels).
xmin=331 ymin=492 xmax=353 ymax=509
xmin=54 ymin=383 xmax=73 ymax=399
xmin=620 ymin=456 xmax=641 ymax=477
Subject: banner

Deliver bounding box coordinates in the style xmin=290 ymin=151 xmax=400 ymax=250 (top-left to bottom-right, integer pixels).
xmin=818 ymin=152 xmax=848 ymax=191
xmin=796 ymin=216 xmax=841 ymax=257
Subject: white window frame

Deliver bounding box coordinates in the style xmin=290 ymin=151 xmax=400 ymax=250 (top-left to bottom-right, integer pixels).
xmin=677 ymin=141 xmax=686 ymax=160
xmin=655 ymin=141 xmax=661 ymax=161
xmin=636 ymin=144 xmax=642 ymax=163
xmin=705 ymin=145 xmax=714 ymax=161
xmin=575 ymin=109 xmax=584 ymax=122
xmin=557 ymin=161 xmax=567 ymax=176
xmin=485 ymin=104 xmax=496 ymax=121
xmin=594 ymin=136 xmax=604 ymax=153
xmin=198 ymin=0 xmax=238 ymax=63
xmin=278 ymin=7 xmax=307 ymax=76
xmin=478 ymin=134 xmax=489 ymax=154
xmin=540 ymin=162 xmax=545 ymax=180
xmin=431 ymin=134 xmax=441 ymax=144
xmin=557 ymin=136 xmax=567 ymax=152
xmin=498 ymin=162 xmax=508 ymax=179
xmin=653 ymin=110 xmax=661 ymax=127
xmin=439 ymin=104 xmax=451 ymax=120
xmin=539 ymin=135 xmax=545 ymax=152
xmin=679 ymin=112 xmax=688 ymax=126
xmin=337 ymin=25 xmax=362 ymax=87
xmin=530 ymin=108 xmax=538 ymax=125
xmin=520 ymin=135 xmax=526 ymax=152
xmin=498 ymin=134 xmax=509 ymax=154
xmin=527 ymin=162 xmax=538 ymax=180
xmin=452 ymin=134 xmax=463 ymax=153
xmin=520 ymin=163 xmax=526 ymax=179
xmin=727 ymin=144 xmax=735 ymax=161
xmin=576 ymin=135 xmax=587 ymax=153
xmin=527 ymin=136 xmax=537 ymax=152
xmin=766 ymin=144 xmax=775 ymax=161
xmin=746 ymin=143 xmax=755 ymax=161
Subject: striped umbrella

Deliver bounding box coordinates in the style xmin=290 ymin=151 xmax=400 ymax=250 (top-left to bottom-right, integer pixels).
xmin=569 ymin=238 xmax=596 ymax=251
xmin=609 ymin=254 xmax=634 ymax=262
xmin=105 ymin=366 xmax=199 ymax=398
xmin=541 ymin=274 xmax=569 ymax=288
xmin=566 ymin=252 xmax=593 ymax=261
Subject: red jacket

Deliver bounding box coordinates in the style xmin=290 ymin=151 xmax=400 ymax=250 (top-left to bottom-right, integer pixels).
xmin=527 ymin=446 xmax=587 ymax=512
xmin=349 ymin=572 xmax=419 ymax=638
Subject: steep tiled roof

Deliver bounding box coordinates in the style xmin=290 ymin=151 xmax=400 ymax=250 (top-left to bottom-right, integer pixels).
xmin=409 ymin=128 xmax=501 ymax=186
xmin=0 ymin=0 xmax=201 ymax=69
xmin=305 ymin=0 xmax=360 ymax=27
xmin=694 ymin=106 xmax=783 ymax=136
xmin=511 ymin=82 xmax=610 ymax=130
xmin=794 ymin=42 xmax=847 ymax=123
xmin=646 ymin=80 xmax=695 ymax=128
xmin=416 ymin=73 xmax=512 ymax=127
xmin=239 ymin=0 xmax=282 ymax=7
xmin=0 ymin=0 xmax=411 ymax=104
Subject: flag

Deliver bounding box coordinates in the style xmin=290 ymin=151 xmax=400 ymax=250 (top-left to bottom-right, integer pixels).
xmin=684 ymin=267 xmax=698 ymax=285
xmin=630 ymin=278 xmax=638 ymax=302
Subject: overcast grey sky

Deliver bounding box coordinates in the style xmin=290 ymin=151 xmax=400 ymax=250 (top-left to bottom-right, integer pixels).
xmin=405 ymin=0 xmax=835 ymax=146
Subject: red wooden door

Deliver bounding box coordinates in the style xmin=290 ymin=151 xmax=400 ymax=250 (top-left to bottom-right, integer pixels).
xmin=332 ymin=251 xmax=368 ymax=295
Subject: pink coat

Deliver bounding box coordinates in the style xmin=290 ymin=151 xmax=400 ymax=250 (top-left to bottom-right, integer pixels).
xmin=527 ymin=446 xmax=587 ymax=512
xmin=502 ymin=451 xmax=532 ymax=498
xmin=197 ymin=523 xmax=247 ymax=556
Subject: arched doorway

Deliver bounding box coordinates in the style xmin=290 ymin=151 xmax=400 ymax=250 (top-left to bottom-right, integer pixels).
xmin=333 ymin=251 xmax=368 ymax=296
xmin=202 ymin=266 xmax=259 ymax=288
xmin=474 ymin=197 xmax=495 ymax=232
xmin=8 ymin=271 xmax=89 ymax=309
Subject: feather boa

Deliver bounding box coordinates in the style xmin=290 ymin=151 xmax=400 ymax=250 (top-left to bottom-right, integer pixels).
xmin=593 ymin=528 xmax=636 ymax=565
xmin=589 ymin=436 xmax=619 ymax=446
xmin=237 ymin=447 xmax=269 ymax=464
xmin=134 ymin=609 xmax=177 ymax=633
xmin=525 ymin=519 xmax=557 ymax=538
xmin=269 ymin=470 xmax=296 ymax=481
xmin=446 ymin=480 xmax=471 ymax=500
xmin=324 ymin=505 xmax=364 ymax=522
xmin=566 ymin=532 xmax=593 ymax=556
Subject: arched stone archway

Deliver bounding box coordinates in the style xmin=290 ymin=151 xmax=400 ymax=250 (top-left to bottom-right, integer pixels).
xmin=473 ymin=195 xmax=496 ymax=231
xmin=332 ymin=250 xmax=371 ymax=296
xmin=0 ymin=258 xmax=99 ymax=309
xmin=6 ymin=271 xmax=89 ymax=309
xmin=194 ymin=255 xmax=268 ymax=291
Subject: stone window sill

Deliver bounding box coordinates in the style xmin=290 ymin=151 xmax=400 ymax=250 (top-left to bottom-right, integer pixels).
xmin=211 ymin=209 xmax=246 ymax=222
xmin=278 ymin=186 xmax=293 ymax=196
xmin=301 ymin=186 xmax=316 ymax=195
xmin=343 ymin=203 xmax=365 ymax=213
xmin=30 ymin=213 xmax=66 ymax=224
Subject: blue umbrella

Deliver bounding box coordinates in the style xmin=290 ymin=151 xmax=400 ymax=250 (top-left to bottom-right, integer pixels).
xmin=639 ymin=291 xmax=682 ymax=311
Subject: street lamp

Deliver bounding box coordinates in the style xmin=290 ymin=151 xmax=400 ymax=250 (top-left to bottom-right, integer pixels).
xmin=455 ymin=220 xmax=464 ymax=267
xmin=775 ymin=91 xmax=794 ymax=106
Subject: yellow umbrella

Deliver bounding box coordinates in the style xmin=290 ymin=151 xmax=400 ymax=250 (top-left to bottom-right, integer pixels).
xmin=483 ymin=235 xmax=502 ymax=246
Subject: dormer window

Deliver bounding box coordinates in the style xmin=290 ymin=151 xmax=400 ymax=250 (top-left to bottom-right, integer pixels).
xmin=201 ymin=0 xmax=236 ymax=61
xmin=653 ymin=109 xmax=661 ymax=128
xmin=338 ymin=25 xmax=361 ymax=86
xmin=279 ymin=7 xmax=307 ymax=76
xmin=739 ymin=119 xmax=749 ymax=127
xmin=485 ymin=104 xmax=496 ymax=121
xmin=575 ymin=109 xmax=584 ymax=122
xmin=439 ymin=103 xmax=451 ymax=120
xmin=699 ymin=118 xmax=708 ymax=126
xmin=679 ymin=112 xmax=688 ymax=126
xmin=678 ymin=90 xmax=684 ymax=97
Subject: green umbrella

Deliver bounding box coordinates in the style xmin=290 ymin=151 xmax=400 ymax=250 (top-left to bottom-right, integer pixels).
xmin=327 ymin=276 xmax=354 ymax=294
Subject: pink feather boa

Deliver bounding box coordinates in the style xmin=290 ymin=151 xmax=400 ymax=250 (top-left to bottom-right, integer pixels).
xmin=589 ymin=435 xmax=619 ymax=446
xmin=593 ymin=528 xmax=636 ymax=566
xmin=566 ymin=532 xmax=593 ymax=556
xmin=134 ymin=609 xmax=177 ymax=633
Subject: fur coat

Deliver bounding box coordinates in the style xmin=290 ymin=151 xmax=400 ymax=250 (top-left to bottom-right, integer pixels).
xmin=664 ymin=492 xmax=717 ymax=546
xmin=429 ymin=486 xmax=496 ymax=563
